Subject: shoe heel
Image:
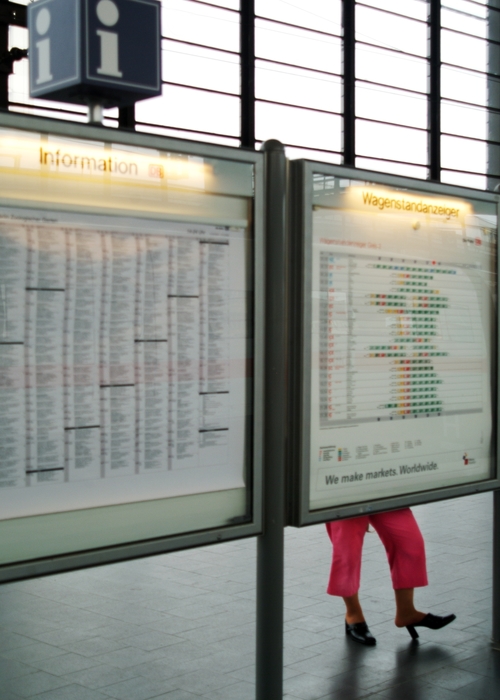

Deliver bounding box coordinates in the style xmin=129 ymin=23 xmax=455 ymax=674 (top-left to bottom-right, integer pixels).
xmin=407 ymin=625 xmax=419 ymax=640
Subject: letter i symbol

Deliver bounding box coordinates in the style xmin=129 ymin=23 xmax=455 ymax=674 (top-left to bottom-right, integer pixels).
xmin=96 ymin=0 xmax=123 ymax=77
xmin=35 ymin=8 xmax=53 ymax=84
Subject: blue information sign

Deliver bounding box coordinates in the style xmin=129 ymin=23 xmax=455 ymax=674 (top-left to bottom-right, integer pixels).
xmin=28 ymin=0 xmax=162 ymax=107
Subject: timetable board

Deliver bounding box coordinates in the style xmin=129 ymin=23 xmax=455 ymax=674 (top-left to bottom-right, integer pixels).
xmin=290 ymin=162 xmax=499 ymax=523
xmin=0 ymin=115 xmax=263 ymax=575
xmin=0 ymin=212 xmax=249 ymax=519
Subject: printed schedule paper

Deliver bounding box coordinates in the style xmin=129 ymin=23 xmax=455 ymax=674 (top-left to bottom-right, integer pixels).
xmin=0 ymin=210 xmax=250 ymax=520
xmin=308 ymin=179 xmax=496 ymax=510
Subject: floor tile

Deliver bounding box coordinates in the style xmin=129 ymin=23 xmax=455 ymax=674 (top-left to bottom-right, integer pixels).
xmin=30 ymin=686 xmax=111 ymax=700
xmin=62 ymin=665 xmax=140 ymax=690
xmin=99 ymin=676 xmax=177 ymax=700
xmin=0 ymin=641 xmax=66 ymax=664
xmin=2 ymin=671 xmax=72 ymax=698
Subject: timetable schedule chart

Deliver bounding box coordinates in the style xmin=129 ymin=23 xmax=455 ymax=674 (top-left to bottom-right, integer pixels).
xmin=308 ymin=187 xmax=496 ymax=511
xmin=319 ymin=253 xmax=483 ymax=427
xmin=0 ymin=214 xmax=250 ymax=518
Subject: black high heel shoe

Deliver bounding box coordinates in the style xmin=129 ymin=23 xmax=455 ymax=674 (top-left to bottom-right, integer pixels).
xmin=345 ymin=620 xmax=376 ymax=646
xmin=406 ymin=613 xmax=456 ymax=640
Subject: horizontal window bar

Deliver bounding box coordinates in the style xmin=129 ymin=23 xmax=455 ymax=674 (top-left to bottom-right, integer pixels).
xmin=137 ymin=124 xmax=240 ymax=147
xmin=162 ymin=36 xmax=239 ymax=56
xmin=441 ymin=131 xmax=495 ymax=146
xmin=162 ymin=4 xmax=239 ymax=28
xmin=256 ymin=98 xmax=341 ymax=117
xmin=442 ymin=61 xmax=500 ymax=81
xmin=354 ymin=153 xmax=429 ymax=169
xmin=162 ymin=80 xmax=239 ymax=98
xmin=255 ymin=0 xmax=342 ymax=36
xmin=136 ymin=119 xmax=238 ymax=142
xmin=256 ymin=140 xmax=342 ymax=157
xmin=356 ymin=1 xmax=428 ymax=25
xmin=187 ymin=0 xmax=239 ymax=14
xmin=356 ymin=39 xmax=429 ymax=61
xmin=356 ymin=115 xmax=428 ymax=133
xmin=356 ymin=0 xmax=428 ymax=22
xmin=356 ymin=155 xmax=428 ymax=179
xmin=444 ymin=0 xmax=499 ymax=14
xmin=255 ymin=15 xmax=342 ymax=40
xmin=442 ymin=1 xmax=488 ymax=20
xmin=356 ymin=78 xmax=427 ymax=97
xmin=8 ymin=101 xmax=86 ymax=117
xmin=256 ymin=56 xmax=341 ymax=79
xmin=441 ymin=95 xmax=492 ymax=113
xmin=442 ymin=165 xmax=489 ymax=177
xmin=441 ymin=24 xmax=497 ymax=46
xmin=8 ymin=105 xmax=90 ymax=124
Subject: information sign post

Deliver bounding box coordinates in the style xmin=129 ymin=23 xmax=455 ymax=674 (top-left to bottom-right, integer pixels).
xmin=288 ymin=160 xmax=500 ymax=525
xmin=0 ymin=112 xmax=264 ymax=581
xmin=27 ymin=0 xmax=162 ymax=122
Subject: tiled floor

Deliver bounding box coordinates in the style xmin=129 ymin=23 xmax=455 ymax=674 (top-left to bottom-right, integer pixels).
xmin=1 ymin=492 xmax=499 ymax=699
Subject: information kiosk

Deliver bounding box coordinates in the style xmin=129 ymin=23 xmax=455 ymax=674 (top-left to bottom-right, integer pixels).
xmin=289 ymin=161 xmax=500 ymax=525
xmin=0 ymin=113 xmax=264 ymax=581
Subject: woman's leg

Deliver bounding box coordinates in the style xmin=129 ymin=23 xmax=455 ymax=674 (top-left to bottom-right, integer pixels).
xmin=369 ymin=509 xmax=428 ymax=626
xmin=325 ymin=517 xmax=369 ymax=619
xmin=343 ymin=592 xmax=365 ymax=625
xmin=369 ymin=508 xmax=428 ymax=590
xmin=393 ymin=588 xmax=426 ymax=627
xmin=326 ymin=518 xmax=378 ymax=643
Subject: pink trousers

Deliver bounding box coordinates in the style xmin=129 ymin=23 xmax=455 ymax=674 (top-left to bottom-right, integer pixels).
xmin=325 ymin=508 xmax=428 ymax=597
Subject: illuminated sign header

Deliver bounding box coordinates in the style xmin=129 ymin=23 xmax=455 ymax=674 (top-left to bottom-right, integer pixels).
xmin=346 ymin=185 xmax=471 ymax=222
xmin=0 ymin=131 xmax=211 ymax=189
xmin=361 ymin=190 xmax=460 ymax=218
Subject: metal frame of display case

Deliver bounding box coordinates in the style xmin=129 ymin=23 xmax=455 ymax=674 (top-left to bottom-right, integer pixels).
xmin=0 ymin=112 xmax=266 ymax=582
xmin=288 ymin=159 xmax=500 ymax=527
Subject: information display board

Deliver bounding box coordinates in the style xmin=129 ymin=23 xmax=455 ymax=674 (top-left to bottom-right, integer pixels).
xmin=289 ymin=161 xmax=499 ymax=525
xmin=0 ymin=114 xmax=264 ymax=579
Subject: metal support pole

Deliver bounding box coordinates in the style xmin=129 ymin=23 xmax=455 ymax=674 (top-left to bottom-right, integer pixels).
xmin=342 ymin=0 xmax=355 ymax=167
xmin=240 ymin=0 xmax=255 ymax=149
xmin=489 ymin=2 xmax=500 ymax=651
xmin=493 ymin=490 xmax=500 ymax=649
xmin=88 ymin=102 xmax=104 ymax=125
xmin=0 ymin=0 xmax=12 ymax=110
xmin=256 ymin=140 xmax=287 ymax=700
xmin=119 ymin=105 xmax=135 ymax=130
xmin=0 ymin=0 xmax=27 ymax=110
xmin=428 ymin=0 xmax=441 ymax=182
